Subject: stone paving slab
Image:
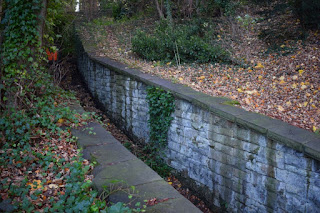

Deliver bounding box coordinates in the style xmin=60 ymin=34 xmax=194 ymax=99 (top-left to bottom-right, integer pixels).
xmin=108 ymin=180 xmax=200 ymax=212
xmin=108 ymin=180 xmax=182 ymax=203
xmin=68 ymin=100 xmax=87 ymax=114
xmin=72 ymin=122 xmax=118 ymax=148
xmin=82 ymin=143 xmax=137 ymax=165
xmin=92 ymin=159 xmax=163 ymax=192
xmin=147 ymin=196 xmax=203 ymax=213
xmin=71 ymin=103 xmax=201 ymax=213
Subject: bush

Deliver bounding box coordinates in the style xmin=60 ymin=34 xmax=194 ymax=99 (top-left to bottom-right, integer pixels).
xmin=111 ymin=1 xmax=133 ymax=20
xmin=132 ymin=20 xmax=230 ymax=64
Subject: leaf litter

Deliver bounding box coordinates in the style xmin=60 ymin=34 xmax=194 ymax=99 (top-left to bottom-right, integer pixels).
xmin=0 ymin=116 xmax=95 ymax=211
xmin=78 ymin=3 xmax=320 ymax=132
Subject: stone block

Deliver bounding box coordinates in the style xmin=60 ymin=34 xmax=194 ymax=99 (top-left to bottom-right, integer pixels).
xmin=245 ymin=183 xmax=267 ymax=205
xmin=264 ymin=176 xmax=283 ymax=193
xmin=232 ymin=167 xmax=247 ymax=179
xmin=285 ymin=193 xmax=308 ymax=212
xmin=308 ymin=185 xmax=320 ymax=209
xmin=233 ymin=147 xmax=251 ymax=162
xmin=168 ymin=132 xmax=182 ymax=144
xmin=184 ymin=127 xmax=198 ymax=140
xmin=285 ymin=172 xmax=307 ymax=194
xmin=180 ymin=118 xmax=192 ymax=128
xmin=235 ymin=126 xmax=251 ymax=142
xmin=168 ymin=142 xmax=181 ymax=152
xmin=212 ymin=142 xmax=235 ymax=156
xmin=209 ymin=125 xmax=235 ymax=138
xmin=286 ymin=183 xmax=306 ymax=195
xmin=192 ymin=135 xmax=210 ymax=148
xmin=180 ymin=100 xmax=192 ymax=112
xmin=286 ymin=164 xmax=307 ymax=176
xmin=182 ymin=111 xmax=193 ymax=121
xmin=310 ymin=171 xmax=320 ymax=188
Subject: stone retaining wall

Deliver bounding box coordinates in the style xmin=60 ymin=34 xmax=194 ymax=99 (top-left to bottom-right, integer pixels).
xmin=76 ymin=38 xmax=320 ymax=212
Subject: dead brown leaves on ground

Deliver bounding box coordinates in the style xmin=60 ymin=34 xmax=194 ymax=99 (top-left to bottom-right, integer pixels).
xmin=78 ymin=4 xmax=320 ymax=132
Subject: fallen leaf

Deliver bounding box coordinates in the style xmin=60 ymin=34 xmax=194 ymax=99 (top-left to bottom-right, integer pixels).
xmin=255 ymin=63 xmax=264 ymax=69
xmin=299 ymin=69 xmax=304 ymax=76
xmin=245 ymin=90 xmax=258 ymax=95
xmin=313 ymin=126 xmax=318 ymax=132
xmin=27 ymin=180 xmax=42 ymax=191
xmin=245 ymin=97 xmax=251 ymax=105
xmin=48 ymin=184 xmax=59 ymax=189
xmin=57 ymin=119 xmax=65 ymax=124
xmin=278 ymin=105 xmax=285 ymax=112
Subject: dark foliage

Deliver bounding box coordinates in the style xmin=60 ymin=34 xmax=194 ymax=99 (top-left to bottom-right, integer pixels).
xmin=132 ymin=20 xmax=230 ymax=63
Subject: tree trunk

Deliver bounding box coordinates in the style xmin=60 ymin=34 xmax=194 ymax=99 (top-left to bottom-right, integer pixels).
xmin=38 ymin=0 xmax=48 ymax=47
xmin=184 ymin=0 xmax=193 ymax=18
xmin=155 ymin=0 xmax=164 ymax=19
xmin=0 ymin=0 xmax=3 ymax=24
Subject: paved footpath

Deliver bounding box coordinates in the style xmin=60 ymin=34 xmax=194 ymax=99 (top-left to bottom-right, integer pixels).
xmin=70 ymin=102 xmax=201 ymax=213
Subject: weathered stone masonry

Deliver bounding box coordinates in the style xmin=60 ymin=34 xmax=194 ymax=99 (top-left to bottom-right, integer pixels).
xmin=76 ymin=39 xmax=320 ymax=212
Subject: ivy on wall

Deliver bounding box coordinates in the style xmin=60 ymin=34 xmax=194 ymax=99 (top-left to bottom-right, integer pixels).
xmin=145 ymin=86 xmax=175 ymax=176
xmin=146 ymin=86 xmax=175 ymax=148
xmin=0 ymin=0 xmax=48 ymax=109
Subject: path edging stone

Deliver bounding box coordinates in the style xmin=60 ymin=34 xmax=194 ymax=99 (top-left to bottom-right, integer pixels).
xmin=70 ymin=101 xmax=201 ymax=212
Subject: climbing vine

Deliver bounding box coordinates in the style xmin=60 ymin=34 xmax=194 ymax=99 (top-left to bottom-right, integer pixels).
xmin=144 ymin=86 xmax=175 ymax=177
xmin=146 ymin=86 xmax=175 ymax=149
xmin=1 ymin=0 xmax=48 ymax=109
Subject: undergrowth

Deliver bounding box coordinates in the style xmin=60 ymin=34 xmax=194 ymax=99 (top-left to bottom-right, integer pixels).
xmin=132 ymin=19 xmax=230 ymax=64
xmin=0 ymin=0 xmax=134 ymax=212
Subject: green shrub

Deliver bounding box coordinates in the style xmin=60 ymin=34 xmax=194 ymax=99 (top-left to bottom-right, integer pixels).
xmin=111 ymin=1 xmax=131 ymax=20
xmin=131 ymin=31 xmax=166 ymax=61
xmin=214 ymin=0 xmax=238 ymax=16
xmin=132 ymin=20 xmax=230 ymax=64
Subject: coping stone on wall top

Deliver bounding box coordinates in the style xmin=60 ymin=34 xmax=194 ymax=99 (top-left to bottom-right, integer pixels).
xmin=84 ymin=52 xmax=320 ymax=162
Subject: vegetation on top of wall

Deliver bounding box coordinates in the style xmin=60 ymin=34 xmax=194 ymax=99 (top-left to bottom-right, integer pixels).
xmin=132 ymin=19 xmax=230 ymax=64
xmin=77 ymin=0 xmax=320 ymax=132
